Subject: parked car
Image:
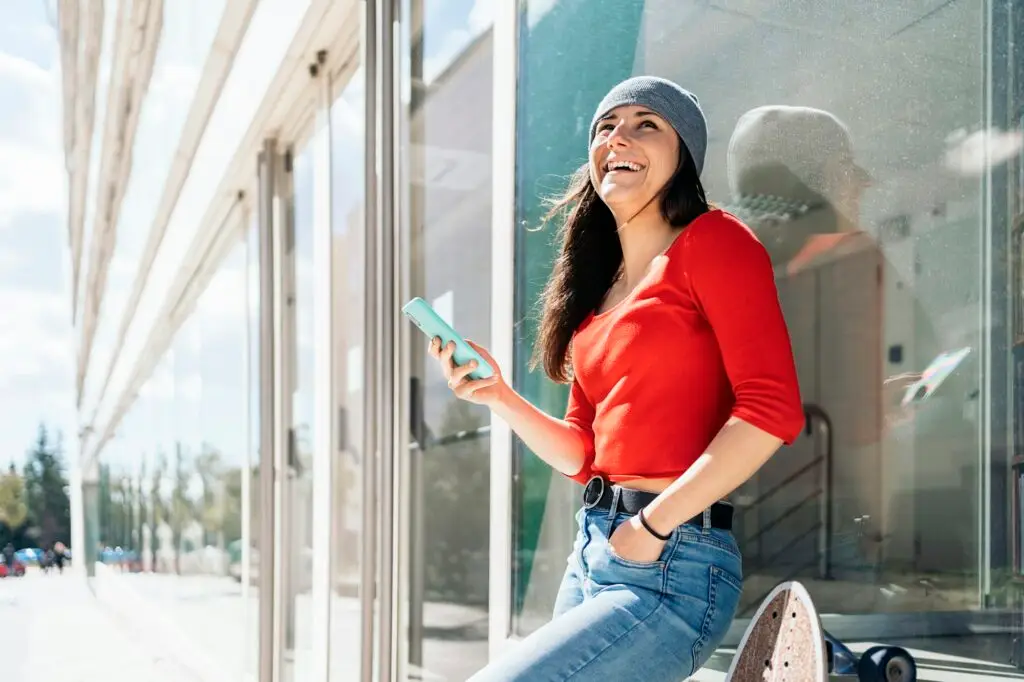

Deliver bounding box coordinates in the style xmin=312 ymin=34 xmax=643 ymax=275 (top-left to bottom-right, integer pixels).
xmin=0 ymin=556 xmax=26 ymax=578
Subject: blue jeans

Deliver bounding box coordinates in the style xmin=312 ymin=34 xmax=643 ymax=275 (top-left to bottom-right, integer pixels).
xmin=470 ymin=504 xmax=743 ymax=681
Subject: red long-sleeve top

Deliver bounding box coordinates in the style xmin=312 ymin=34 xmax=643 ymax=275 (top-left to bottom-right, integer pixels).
xmin=564 ymin=209 xmax=805 ymax=485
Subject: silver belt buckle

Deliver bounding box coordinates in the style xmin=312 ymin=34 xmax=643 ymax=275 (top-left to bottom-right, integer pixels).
xmin=582 ymin=475 xmax=605 ymax=510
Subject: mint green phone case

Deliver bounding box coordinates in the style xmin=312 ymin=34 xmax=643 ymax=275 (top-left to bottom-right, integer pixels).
xmin=401 ymin=297 xmax=495 ymax=380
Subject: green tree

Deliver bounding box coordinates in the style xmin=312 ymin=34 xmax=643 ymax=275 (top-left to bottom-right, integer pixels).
xmin=0 ymin=464 xmax=29 ymax=532
xmin=136 ymin=461 xmax=147 ymax=560
xmin=148 ymin=453 xmax=167 ymax=571
xmin=194 ymin=446 xmax=223 ymax=548
xmin=104 ymin=471 xmax=131 ymax=551
xmin=220 ymin=467 xmax=244 ymax=547
xmin=169 ymin=443 xmax=193 ymax=574
xmin=22 ymin=424 xmax=70 ymax=549
xmin=98 ymin=464 xmax=111 ymax=546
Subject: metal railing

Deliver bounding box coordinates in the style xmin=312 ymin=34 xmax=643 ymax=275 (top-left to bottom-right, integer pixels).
xmin=738 ymin=403 xmax=834 ymax=606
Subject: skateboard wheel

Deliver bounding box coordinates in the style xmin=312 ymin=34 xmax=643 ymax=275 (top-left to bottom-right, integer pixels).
xmin=857 ymin=645 xmax=917 ymax=682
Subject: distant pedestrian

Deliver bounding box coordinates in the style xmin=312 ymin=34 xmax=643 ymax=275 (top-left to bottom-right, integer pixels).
xmin=52 ymin=542 xmax=66 ymax=574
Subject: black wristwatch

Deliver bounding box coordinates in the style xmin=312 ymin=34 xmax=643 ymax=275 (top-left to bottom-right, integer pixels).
xmin=638 ymin=508 xmax=673 ymax=541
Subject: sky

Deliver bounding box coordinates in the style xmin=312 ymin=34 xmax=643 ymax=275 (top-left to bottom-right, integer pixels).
xmin=0 ymin=2 xmax=76 ymax=469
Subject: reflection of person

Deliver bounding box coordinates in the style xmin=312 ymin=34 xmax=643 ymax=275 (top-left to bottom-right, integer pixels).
xmin=430 ymin=77 xmax=805 ymax=680
xmin=726 ymin=105 xmax=871 ymax=275
xmin=724 ymin=105 xmax=978 ymax=584
xmin=726 ymin=105 xmax=921 ymax=428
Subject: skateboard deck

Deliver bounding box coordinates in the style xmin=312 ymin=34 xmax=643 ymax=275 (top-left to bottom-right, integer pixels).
xmin=725 ymin=580 xmax=828 ymax=681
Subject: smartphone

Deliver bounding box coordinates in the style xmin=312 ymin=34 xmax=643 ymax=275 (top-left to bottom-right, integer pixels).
xmin=901 ymin=346 xmax=972 ymax=407
xmin=401 ymin=297 xmax=495 ymax=380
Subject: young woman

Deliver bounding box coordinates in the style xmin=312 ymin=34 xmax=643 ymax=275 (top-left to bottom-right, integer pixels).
xmin=430 ymin=76 xmax=805 ymax=681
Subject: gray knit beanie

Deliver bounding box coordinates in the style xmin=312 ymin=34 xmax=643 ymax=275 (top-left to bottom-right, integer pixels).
xmin=589 ymin=76 xmax=708 ymax=176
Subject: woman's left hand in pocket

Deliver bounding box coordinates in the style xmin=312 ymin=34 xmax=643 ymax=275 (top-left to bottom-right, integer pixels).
xmin=608 ymin=515 xmax=666 ymax=564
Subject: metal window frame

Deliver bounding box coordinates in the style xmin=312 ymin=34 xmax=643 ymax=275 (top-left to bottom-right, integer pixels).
xmin=257 ymin=79 xmax=334 ymax=682
xmin=256 ymin=137 xmax=278 ymax=682
xmin=360 ymin=0 xmax=381 ymax=678
xmin=375 ymin=0 xmax=401 ymax=677
xmin=488 ymin=0 xmax=520 ymax=660
xmin=310 ymin=48 xmax=336 ymax=682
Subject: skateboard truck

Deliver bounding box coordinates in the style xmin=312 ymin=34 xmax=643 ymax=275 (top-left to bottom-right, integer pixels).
xmin=826 ymin=631 xmax=917 ymax=681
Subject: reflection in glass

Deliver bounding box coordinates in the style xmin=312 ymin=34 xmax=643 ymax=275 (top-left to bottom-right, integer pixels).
xmin=245 ymin=217 xmax=262 ymax=679
xmin=401 ymin=1 xmax=494 ymax=679
xmin=83 ymin=0 xmax=227 ymax=415
xmin=87 ymin=237 xmax=255 ymax=682
xmin=328 ymin=69 xmax=366 ymax=681
xmin=510 ymin=0 xmax=1023 ymax=666
xmin=196 ymin=243 xmax=253 ymax=678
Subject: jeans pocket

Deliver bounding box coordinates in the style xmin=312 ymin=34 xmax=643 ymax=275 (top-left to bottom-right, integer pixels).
xmin=582 ymin=516 xmax=670 ymax=595
xmin=606 ymin=544 xmax=666 ymax=570
xmin=604 ymin=514 xmax=672 ymax=569
xmin=690 ymin=565 xmax=743 ymax=674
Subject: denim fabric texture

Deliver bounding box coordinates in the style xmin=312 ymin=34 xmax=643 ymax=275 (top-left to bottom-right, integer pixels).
xmin=469 ymin=503 xmax=743 ymax=681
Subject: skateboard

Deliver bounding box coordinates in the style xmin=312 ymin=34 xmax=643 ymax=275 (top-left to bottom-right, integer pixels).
xmin=725 ymin=580 xmax=918 ymax=681
xmin=726 ymin=580 xmax=828 ymax=681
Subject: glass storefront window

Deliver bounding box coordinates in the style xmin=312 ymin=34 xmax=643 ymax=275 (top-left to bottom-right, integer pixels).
xmin=399 ymin=1 xmax=495 ymax=679
xmin=85 ymin=238 xmax=256 ymax=681
xmin=328 ymin=64 xmax=367 ymax=682
xmin=510 ymin=0 xmax=1024 ymax=667
xmin=195 ymin=243 xmax=253 ymax=678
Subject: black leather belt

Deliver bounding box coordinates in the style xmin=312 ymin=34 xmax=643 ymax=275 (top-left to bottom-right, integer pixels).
xmin=582 ymin=475 xmax=733 ymax=531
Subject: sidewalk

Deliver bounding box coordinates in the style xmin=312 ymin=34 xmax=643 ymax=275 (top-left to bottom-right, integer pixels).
xmin=74 ymin=567 xmax=1024 ymax=681
xmin=5 ymin=570 xmax=201 ymax=682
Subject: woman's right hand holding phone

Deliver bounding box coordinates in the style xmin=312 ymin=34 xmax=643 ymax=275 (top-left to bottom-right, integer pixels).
xmin=428 ymin=336 xmax=591 ymax=479
xmin=429 ymin=338 xmax=508 ymax=407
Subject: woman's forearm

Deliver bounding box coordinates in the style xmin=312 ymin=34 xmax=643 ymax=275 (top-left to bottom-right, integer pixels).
xmin=642 ymin=417 xmax=784 ymax=533
xmin=491 ymin=384 xmax=589 ymax=478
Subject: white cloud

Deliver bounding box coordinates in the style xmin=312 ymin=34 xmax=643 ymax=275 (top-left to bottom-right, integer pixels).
xmin=0 ymin=51 xmax=58 ymax=137
xmin=423 ymin=0 xmax=493 ymax=85
xmin=196 ymin=262 xmax=248 ymax=320
xmin=468 ymin=0 xmax=495 ymax=33
xmin=0 ymin=52 xmax=63 ymax=228
xmin=0 ymin=139 xmax=64 ymax=228
xmin=0 ymin=289 xmax=72 ymax=386
xmin=526 ymin=0 xmax=558 ymax=28
xmin=0 ymin=248 xmax=22 ymax=276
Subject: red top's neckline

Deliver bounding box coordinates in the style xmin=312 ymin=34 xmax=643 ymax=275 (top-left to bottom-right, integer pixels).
xmin=587 ymin=210 xmax=720 ymax=322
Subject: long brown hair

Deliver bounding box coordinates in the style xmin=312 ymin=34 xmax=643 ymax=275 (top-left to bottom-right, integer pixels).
xmin=531 ymin=145 xmax=710 ymax=383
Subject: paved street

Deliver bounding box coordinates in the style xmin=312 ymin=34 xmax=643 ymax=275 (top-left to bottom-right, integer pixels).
xmin=1 ymin=570 xmax=201 ymax=682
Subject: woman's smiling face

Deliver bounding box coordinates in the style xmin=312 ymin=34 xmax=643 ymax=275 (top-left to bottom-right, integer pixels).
xmin=589 ymin=105 xmax=681 ymax=219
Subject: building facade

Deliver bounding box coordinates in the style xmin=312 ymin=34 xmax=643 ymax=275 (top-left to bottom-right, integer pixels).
xmin=58 ymin=0 xmax=1024 ymax=680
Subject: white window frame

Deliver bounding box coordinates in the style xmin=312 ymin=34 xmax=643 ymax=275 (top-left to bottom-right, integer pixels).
xmin=488 ymin=0 xmax=521 ymax=661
